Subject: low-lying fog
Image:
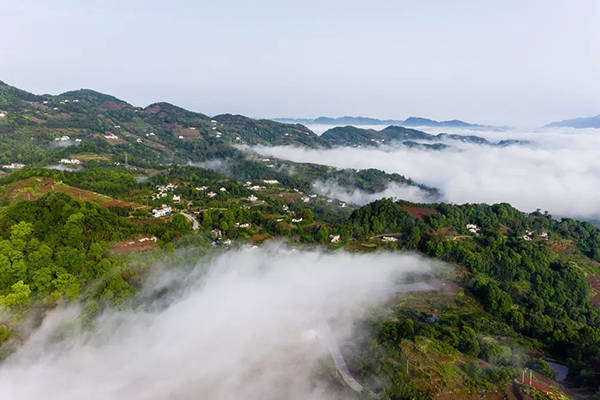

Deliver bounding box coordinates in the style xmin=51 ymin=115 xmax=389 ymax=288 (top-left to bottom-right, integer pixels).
xmin=0 ymin=244 xmax=442 ymax=400
xmin=255 ymin=127 xmax=600 ymax=220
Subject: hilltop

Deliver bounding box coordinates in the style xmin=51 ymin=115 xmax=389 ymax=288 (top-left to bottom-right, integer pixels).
xmin=546 ymin=114 xmax=600 ymax=129
xmin=275 ymin=115 xmax=494 ymax=129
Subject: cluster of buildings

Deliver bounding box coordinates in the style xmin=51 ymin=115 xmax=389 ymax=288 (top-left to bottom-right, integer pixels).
xmin=523 ymin=230 xmax=549 ymax=241
xmin=151 ymin=183 xmax=177 ymax=201
xmin=152 ymin=204 xmax=172 ymax=218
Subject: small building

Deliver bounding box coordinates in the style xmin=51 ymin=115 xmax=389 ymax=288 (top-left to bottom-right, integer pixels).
xmin=291 ymin=217 xmax=303 ymax=223
xmin=59 ymin=158 xmax=81 ymax=165
xmin=330 ymin=234 xmax=340 ymax=243
xmin=152 ymin=205 xmax=172 ymax=218
xmin=173 ymin=195 xmax=181 ymax=203
xmin=466 ymin=224 xmax=480 ymax=234
xmin=247 ymin=194 xmax=258 ymax=202
xmin=2 ymin=163 xmax=25 ymax=169
xmin=263 ymin=179 xmax=279 ymax=185
xmin=382 ymin=236 xmax=398 ymax=242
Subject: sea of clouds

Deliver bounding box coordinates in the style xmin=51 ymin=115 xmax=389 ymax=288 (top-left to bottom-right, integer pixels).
xmin=253 ymin=126 xmax=600 ymax=220
xmin=0 ymin=244 xmax=442 ymax=400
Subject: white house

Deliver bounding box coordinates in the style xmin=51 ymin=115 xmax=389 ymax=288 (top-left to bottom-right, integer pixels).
xmin=263 ymin=179 xmax=279 ymax=185
xmin=2 ymin=163 xmax=25 ymax=169
xmin=173 ymin=195 xmax=181 ymax=203
xmin=466 ymin=224 xmax=480 ymax=234
xmin=207 ymin=192 xmax=217 ymax=198
xmin=330 ymin=234 xmax=340 ymax=243
xmin=152 ymin=205 xmax=172 ymax=218
xmin=247 ymin=194 xmax=258 ymax=202
xmin=60 ymin=158 xmax=81 ymax=165
xmin=382 ymin=236 xmax=398 ymax=242
xmin=291 ymin=217 xmax=303 ymax=223
xmin=219 ymin=187 xmax=227 ymax=192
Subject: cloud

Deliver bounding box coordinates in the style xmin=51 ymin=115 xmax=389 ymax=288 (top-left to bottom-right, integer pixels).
xmin=312 ymin=179 xmax=432 ymax=206
xmin=0 ymin=244 xmax=442 ymax=400
xmin=187 ymin=159 xmax=231 ymax=176
xmin=251 ymin=127 xmax=600 ymax=220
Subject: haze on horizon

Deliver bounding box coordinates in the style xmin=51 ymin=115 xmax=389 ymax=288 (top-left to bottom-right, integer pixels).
xmin=0 ymin=0 xmax=599 ymax=126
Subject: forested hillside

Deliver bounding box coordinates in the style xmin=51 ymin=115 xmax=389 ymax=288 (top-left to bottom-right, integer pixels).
xmin=0 ymin=80 xmax=599 ymax=399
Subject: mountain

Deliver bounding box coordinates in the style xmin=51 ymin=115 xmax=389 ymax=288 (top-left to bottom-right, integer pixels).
xmin=319 ymin=125 xmax=528 ymax=148
xmin=0 ymin=80 xmax=438 ymax=201
xmin=276 ymin=115 xmax=491 ymax=129
xmin=546 ymin=114 xmax=600 ymax=128
xmin=0 ymin=79 xmax=599 ymax=397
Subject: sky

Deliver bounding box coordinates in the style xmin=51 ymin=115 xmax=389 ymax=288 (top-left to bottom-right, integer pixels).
xmin=0 ymin=0 xmax=599 ymax=126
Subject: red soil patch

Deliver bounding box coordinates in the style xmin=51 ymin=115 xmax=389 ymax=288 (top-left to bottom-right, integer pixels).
xmin=429 ymin=280 xmax=461 ymax=295
xmin=144 ymin=105 xmax=161 ymax=114
xmin=588 ymin=274 xmax=600 ymax=307
xmin=7 ymin=177 xmax=147 ymax=209
xmin=100 ymin=101 xmax=128 ymax=111
xmin=548 ymin=240 xmax=575 ymax=253
xmin=112 ymin=237 xmax=158 ymax=255
xmin=276 ymin=192 xmax=302 ymax=202
xmin=400 ymin=205 xmax=436 ymax=219
xmin=249 ymin=233 xmax=273 ymax=244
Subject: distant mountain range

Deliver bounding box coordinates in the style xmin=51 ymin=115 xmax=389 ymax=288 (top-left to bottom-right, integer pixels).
xmin=275 ymin=115 xmax=497 ymax=129
xmin=546 ymin=114 xmax=600 ymax=129
xmin=319 ymin=125 xmax=527 ymax=148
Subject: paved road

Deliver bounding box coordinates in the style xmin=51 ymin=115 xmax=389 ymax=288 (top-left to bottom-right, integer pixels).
xmin=324 ymin=334 xmax=364 ymax=393
xmin=180 ymin=212 xmax=199 ymax=230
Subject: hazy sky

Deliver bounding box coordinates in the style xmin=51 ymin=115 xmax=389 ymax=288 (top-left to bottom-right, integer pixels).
xmin=1 ymin=0 xmax=599 ymax=126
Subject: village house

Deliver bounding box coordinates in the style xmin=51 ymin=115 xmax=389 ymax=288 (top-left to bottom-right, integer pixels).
xmin=247 ymin=194 xmax=258 ymax=202
xmin=173 ymin=195 xmax=181 ymax=203
xmin=291 ymin=217 xmax=303 ymax=223
xmin=263 ymin=179 xmax=279 ymax=185
xmin=195 ymin=186 xmax=208 ymax=191
xmin=329 ymin=234 xmax=340 ymax=243
xmin=207 ymin=192 xmax=217 ymax=198
xmin=152 ymin=204 xmax=172 ymax=218
xmin=2 ymin=163 xmax=25 ymax=169
xmin=382 ymin=236 xmax=398 ymax=242
xmin=59 ymin=158 xmax=81 ymax=165
xmin=466 ymin=224 xmax=480 ymax=234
